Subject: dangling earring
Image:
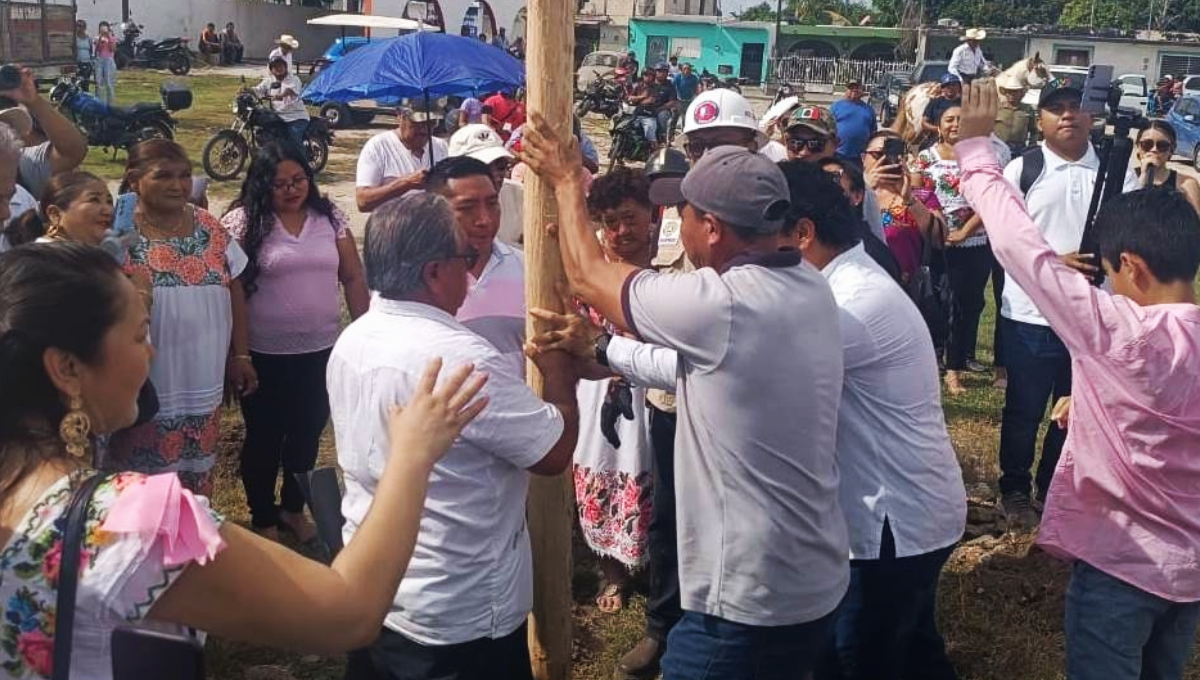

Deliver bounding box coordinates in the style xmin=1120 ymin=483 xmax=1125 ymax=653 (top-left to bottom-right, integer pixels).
xmin=60 ymin=394 xmax=92 ymax=459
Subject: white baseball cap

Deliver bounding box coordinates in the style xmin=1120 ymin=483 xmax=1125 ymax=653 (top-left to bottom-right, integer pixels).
xmin=449 ymin=123 xmax=513 ymax=165
xmin=0 ymin=105 xmax=32 ymax=139
xmin=682 ymin=89 xmax=767 ymax=147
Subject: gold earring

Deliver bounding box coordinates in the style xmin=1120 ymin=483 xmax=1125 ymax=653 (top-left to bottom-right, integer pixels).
xmin=60 ymin=394 xmax=92 ymax=459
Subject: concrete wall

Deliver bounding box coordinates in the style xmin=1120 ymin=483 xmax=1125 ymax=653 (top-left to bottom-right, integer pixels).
xmin=76 ymin=0 xmax=359 ymax=63
xmin=1025 ymin=36 xmax=1171 ymax=79
xmin=629 ymin=19 xmax=771 ymax=81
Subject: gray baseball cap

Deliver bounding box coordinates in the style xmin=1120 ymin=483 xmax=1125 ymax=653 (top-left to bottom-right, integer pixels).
xmin=649 ymin=146 xmax=791 ymax=233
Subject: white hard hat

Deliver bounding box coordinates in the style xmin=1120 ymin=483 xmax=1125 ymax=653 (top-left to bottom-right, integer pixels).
xmin=683 ymin=89 xmax=761 ymax=136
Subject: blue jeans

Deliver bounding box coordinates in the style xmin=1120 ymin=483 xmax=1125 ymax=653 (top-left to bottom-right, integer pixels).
xmin=997 ymin=318 xmax=1072 ymax=497
xmin=637 ymin=116 xmax=657 ymax=143
xmin=815 ymin=521 xmax=958 ymax=680
xmin=1065 ymin=561 xmax=1200 ymax=680
xmin=286 ymin=119 xmax=309 ymax=153
xmin=662 ymin=608 xmax=838 ymax=680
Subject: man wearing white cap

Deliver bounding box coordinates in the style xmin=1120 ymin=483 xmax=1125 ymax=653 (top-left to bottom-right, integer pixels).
xmin=448 ymin=123 xmax=525 ymax=248
xmin=269 ymin=34 xmax=299 ymax=73
xmin=949 ymin=28 xmax=989 ymax=81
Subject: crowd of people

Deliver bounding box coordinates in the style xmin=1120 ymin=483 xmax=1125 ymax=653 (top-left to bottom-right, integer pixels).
xmin=1 ymin=37 xmax=1200 ymax=680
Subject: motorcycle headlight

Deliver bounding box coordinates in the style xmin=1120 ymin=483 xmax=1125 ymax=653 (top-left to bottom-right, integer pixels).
xmin=231 ymin=100 xmax=239 ymax=113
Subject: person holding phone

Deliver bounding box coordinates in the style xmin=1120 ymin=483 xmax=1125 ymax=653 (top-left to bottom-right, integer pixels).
xmin=992 ymin=83 xmax=1140 ymax=528
xmin=862 ymin=130 xmax=939 ymax=284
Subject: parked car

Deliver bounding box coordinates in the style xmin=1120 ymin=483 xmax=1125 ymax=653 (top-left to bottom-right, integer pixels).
xmin=869 ymin=60 xmax=949 ymax=126
xmin=577 ymin=50 xmax=624 ymax=92
xmin=1116 ymin=73 xmax=1148 ymax=116
xmin=309 ymin=36 xmax=373 ymax=77
xmin=1165 ymin=95 xmax=1200 ymax=171
xmin=1181 ymin=75 xmax=1200 ymax=96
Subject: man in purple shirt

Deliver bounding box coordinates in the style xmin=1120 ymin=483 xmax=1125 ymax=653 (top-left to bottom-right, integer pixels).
xmin=957 ymin=80 xmax=1200 ymax=680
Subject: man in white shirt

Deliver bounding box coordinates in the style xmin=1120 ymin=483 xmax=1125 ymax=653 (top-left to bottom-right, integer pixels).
xmin=356 ymin=108 xmax=448 ymax=213
xmin=949 ymin=29 xmax=989 ymax=81
xmin=780 ymin=161 xmax=966 ymax=680
xmin=254 ymin=57 xmax=310 ymax=151
xmin=0 ymin=121 xmax=35 ymax=244
xmin=996 ymin=84 xmax=1140 ymax=527
xmin=329 ymin=192 xmax=579 ymax=680
xmin=268 ymin=34 xmax=298 ymax=73
xmin=448 ymin=124 xmax=525 ymax=248
xmin=427 ymin=155 xmax=526 ymax=378
xmin=521 ymin=120 xmax=849 ymax=677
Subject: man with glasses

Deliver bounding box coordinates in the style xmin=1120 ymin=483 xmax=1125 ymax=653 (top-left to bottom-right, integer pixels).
xmin=427 ymin=156 xmax=528 ymax=379
xmin=995 ymin=83 xmax=1138 ymax=528
xmin=679 ymin=89 xmax=765 ymax=163
xmin=331 ymin=191 xmax=581 ymax=680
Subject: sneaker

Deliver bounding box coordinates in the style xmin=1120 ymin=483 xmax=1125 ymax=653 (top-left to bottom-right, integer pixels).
xmin=1000 ymin=491 xmax=1040 ymax=530
xmin=965 ymin=359 xmax=990 ymax=373
xmin=615 ymin=636 xmax=665 ymax=680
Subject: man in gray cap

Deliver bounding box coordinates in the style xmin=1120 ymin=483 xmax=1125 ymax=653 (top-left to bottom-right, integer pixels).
xmin=521 ymin=116 xmax=849 ymax=678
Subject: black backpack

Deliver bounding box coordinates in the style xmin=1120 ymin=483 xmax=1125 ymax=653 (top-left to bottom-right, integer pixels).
xmin=1018 ymin=147 xmax=1045 ymax=197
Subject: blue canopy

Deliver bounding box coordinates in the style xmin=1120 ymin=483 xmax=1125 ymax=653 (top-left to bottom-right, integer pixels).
xmin=303 ymin=31 xmax=525 ymax=103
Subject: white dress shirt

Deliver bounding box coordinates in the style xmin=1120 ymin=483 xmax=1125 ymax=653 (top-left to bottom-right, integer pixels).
xmin=1001 ymin=144 xmax=1139 ymax=326
xmin=456 ymin=240 xmax=526 ymax=378
xmin=822 ymin=244 xmax=967 ymax=559
xmin=948 ymin=43 xmax=987 ymax=79
xmin=328 ymin=298 xmax=563 ymax=645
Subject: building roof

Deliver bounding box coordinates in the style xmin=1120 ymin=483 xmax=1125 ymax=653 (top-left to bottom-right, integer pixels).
xmin=780 ymin=24 xmax=904 ymax=39
xmin=630 ymin=14 xmax=772 ymax=31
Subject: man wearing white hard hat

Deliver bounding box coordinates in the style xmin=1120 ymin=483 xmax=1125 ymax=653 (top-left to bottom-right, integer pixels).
xmin=949 ymin=28 xmax=989 ymax=81
xmin=448 ymin=123 xmax=525 ymax=248
xmin=680 ymin=89 xmax=767 ymax=164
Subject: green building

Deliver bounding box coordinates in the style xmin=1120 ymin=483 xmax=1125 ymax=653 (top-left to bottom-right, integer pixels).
xmin=777 ymin=25 xmax=904 ymax=60
xmin=628 ymin=15 xmax=774 ymax=82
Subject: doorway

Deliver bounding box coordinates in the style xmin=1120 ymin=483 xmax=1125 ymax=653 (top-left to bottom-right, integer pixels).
xmin=647 ymin=35 xmax=668 ymax=71
xmin=740 ymin=42 xmax=765 ymax=83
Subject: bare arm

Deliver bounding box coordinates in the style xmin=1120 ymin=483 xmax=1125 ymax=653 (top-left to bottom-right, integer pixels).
xmin=356 ymin=172 xmax=426 ymax=213
xmin=520 ymin=112 xmax=640 ymax=330
xmin=525 ymin=351 xmax=580 ymax=476
xmin=336 ymin=232 xmax=371 ymax=319
xmin=1 ymin=68 xmax=87 ymax=173
xmin=1181 ymin=176 xmax=1200 ymax=218
xmin=225 ymin=278 xmax=258 ymax=397
xmin=149 ymin=361 xmax=489 ymax=653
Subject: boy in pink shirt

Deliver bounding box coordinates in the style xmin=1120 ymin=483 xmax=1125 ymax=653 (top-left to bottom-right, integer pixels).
xmin=955 ymin=80 xmax=1200 ymax=680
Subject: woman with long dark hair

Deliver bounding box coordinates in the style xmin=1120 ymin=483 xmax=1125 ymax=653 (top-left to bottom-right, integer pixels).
xmin=0 ymin=243 xmax=486 ymax=678
xmin=222 ymin=143 xmax=369 ymax=541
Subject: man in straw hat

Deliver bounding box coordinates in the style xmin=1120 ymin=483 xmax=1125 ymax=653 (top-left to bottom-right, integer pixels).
xmin=269 ymin=34 xmax=300 ymax=74
xmin=994 ymin=74 xmax=1037 ymax=154
xmin=949 ymin=28 xmax=989 ymax=82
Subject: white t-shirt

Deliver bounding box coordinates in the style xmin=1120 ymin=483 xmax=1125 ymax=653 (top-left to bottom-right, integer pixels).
xmin=455 ymin=240 xmax=526 ymax=378
xmin=5 ymin=183 xmax=37 ymax=230
xmin=497 ymin=179 xmax=524 ymax=247
xmin=759 ymin=140 xmax=788 ymax=163
xmin=1001 ymin=144 xmax=1138 ymax=326
xmin=253 ymin=74 xmax=310 ymax=123
xmin=356 ymin=130 xmax=448 ymax=189
xmin=329 ymin=298 xmax=563 ymax=645
xmin=822 ymin=244 xmax=966 ymax=559
xmin=622 ymin=250 xmax=850 ymax=626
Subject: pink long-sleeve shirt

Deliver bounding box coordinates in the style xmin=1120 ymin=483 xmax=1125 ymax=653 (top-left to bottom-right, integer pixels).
xmin=957 ymin=136 xmax=1200 ymax=602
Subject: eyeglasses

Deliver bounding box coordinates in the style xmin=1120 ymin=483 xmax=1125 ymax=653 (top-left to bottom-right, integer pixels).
xmin=1138 ymin=139 xmax=1173 ymax=153
xmin=786 ymin=136 xmax=829 ymax=153
xmin=824 ymin=169 xmax=845 ymax=181
xmin=447 ymin=247 xmax=481 ymax=270
xmin=683 ymin=138 xmax=752 ymax=160
xmin=272 ymin=176 xmax=310 ymax=193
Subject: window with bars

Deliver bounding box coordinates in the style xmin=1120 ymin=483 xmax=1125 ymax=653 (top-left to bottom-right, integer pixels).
xmin=672 ymin=37 xmax=701 ymax=59
xmin=1160 ymin=53 xmax=1200 ymax=80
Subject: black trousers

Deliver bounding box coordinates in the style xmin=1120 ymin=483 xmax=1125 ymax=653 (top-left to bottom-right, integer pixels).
xmin=344 ymin=624 xmax=534 ymax=680
xmin=943 ymin=245 xmax=994 ymax=371
xmin=238 ymin=348 xmax=331 ymax=528
xmin=991 ymin=261 xmax=1006 ymax=369
xmin=645 ymin=406 xmax=682 ymax=641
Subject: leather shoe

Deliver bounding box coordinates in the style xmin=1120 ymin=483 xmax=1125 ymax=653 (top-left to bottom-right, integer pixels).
xmin=614 ymin=636 xmax=664 ymax=680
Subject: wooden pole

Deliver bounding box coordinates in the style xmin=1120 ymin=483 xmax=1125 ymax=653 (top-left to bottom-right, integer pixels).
xmin=523 ymin=1 xmax=574 ymax=680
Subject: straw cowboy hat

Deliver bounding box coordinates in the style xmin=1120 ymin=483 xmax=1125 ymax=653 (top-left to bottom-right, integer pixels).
xmin=961 ymin=28 xmax=987 ymax=42
xmin=276 ymin=34 xmax=300 ymax=49
xmin=998 ymin=73 xmax=1027 ymax=91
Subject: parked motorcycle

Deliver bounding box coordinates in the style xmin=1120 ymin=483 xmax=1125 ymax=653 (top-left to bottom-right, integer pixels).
xmin=574 ymin=75 xmax=624 ymax=119
xmin=49 ymin=76 xmax=190 ymax=151
xmin=115 ymin=21 xmax=192 ymax=76
xmin=202 ymin=82 xmax=332 ymax=181
xmin=606 ymin=103 xmax=654 ymax=172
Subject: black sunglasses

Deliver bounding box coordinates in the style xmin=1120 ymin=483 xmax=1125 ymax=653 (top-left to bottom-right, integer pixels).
xmin=786 ymin=136 xmax=829 ymax=153
xmin=1138 ymin=139 xmax=1172 ymax=153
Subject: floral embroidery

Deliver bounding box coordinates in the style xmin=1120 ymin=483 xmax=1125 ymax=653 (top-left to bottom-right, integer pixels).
xmin=106 ymin=410 xmax=222 ymax=496
xmin=573 ymin=466 xmax=653 ymax=567
xmin=0 ymin=473 xmax=224 ymax=678
xmin=125 ymin=209 xmax=232 ymax=289
xmin=914 ymin=149 xmax=983 ymax=240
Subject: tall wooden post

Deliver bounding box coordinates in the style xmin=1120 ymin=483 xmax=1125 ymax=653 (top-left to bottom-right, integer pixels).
xmin=523 ymin=1 xmax=575 ymax=680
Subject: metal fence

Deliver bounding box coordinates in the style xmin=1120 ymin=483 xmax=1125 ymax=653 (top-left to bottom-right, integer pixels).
xmin=769 ymin=56 xmax=914 ymax=93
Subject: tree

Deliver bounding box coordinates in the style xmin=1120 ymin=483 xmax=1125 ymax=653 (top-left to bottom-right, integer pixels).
xmin=735 ymin=1 xmax=779 ymax=20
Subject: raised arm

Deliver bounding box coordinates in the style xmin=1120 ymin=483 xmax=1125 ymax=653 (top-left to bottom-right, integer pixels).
xmin=520 ymin=112 xmax=640 ymax=330
xmin=148 ymin=360 xmax=488 ymax=653
xmin=955 ymin=80 xmax=1141 ymax=357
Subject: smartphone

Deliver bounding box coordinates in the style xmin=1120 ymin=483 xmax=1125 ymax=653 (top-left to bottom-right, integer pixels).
xmin=882 ymin=137 xmax=906 ymax=167
xmin=1081 ymin=65 xmax=1114 ymax=118
xmin=112 ymin=193 xmax=137 ymax=235
xmin=111 ymin=625 xmax=204 ymax=680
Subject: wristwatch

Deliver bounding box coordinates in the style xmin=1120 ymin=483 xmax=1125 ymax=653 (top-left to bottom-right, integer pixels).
xmin=594 ymin=332 xmax=613 ymax=368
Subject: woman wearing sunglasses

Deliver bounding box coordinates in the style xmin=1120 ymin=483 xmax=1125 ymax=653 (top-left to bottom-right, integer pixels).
xmin=221 ymin=143 xmax=370 ymax=543
xmin=1135 ymin=121 xmax=1200 ymax=216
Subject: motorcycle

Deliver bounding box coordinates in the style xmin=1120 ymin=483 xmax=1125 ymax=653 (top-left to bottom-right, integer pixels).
xmin=699 ymin=70 xmax=744 ymax=94
xmin=574 ymin=74 xmax=625 ymax=119
xmin=606 ymin=102 xmax=655 ymax=172
xmin=115 ymin=21 xmax=192 ymax=76
xmin=202 ymin=82 xmax=332 ymax=181
xmin=49 ymin=76 xmax=189 ymax=151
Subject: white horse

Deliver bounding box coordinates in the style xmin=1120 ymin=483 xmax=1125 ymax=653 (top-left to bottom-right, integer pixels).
xmin=894 ymin=53 xmax=1050 ymax=145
